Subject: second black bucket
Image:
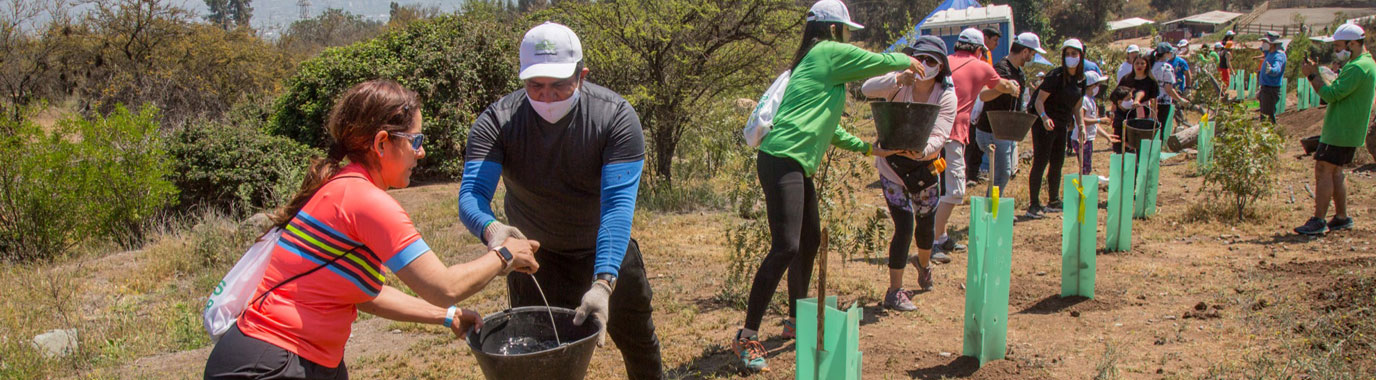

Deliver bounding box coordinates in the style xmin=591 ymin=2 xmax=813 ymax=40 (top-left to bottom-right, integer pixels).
xmin=986 ymin=111 xmax=1037 ymax=141
xmin=1123 ymin=119 xmax=1161 ymax=153
xmin=1301 ymin=135 xmax=1321 ymax=155
xmin=467 ymin=306 xmax=602 ymax=380
xmin=871 ymin=102 xmax=940 ymax=151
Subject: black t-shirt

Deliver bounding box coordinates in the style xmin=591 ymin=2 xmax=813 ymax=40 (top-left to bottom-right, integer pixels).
xmin=1117 ymin=74 xmax=1160 ymax=104
xmin=1035 ymin=67 xmax=1085 ymax=120
xmin=464 ymin=82 xmax=645 ymax=256
xmin=1218 ymin=50 xmax=1231 ymax=69
xmin=975 ymin=57 xmax=1026 ymax=133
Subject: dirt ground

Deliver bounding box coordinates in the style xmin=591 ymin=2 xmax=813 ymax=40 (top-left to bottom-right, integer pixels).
xmin=81 ymin=105 xmax=1376 ymax=379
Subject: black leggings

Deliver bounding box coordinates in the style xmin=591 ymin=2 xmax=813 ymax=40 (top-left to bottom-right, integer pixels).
xmin=1029 ymin=116 xmax=1070 ymax=208
xmin=745 ymin=151 xmax=821 ymax=331
xmin=887 ymin=204 xmax=934 ymax=269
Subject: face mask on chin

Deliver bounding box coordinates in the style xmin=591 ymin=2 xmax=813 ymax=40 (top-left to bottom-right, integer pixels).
xmin=1334 ymin=43 xmax=1352 ymax=62
xmin=528 ymin=84 xmax=581 ymax=123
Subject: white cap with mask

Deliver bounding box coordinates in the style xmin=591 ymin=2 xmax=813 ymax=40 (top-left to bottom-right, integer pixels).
xmin=519 ymin=22 xmax=583 ymax=80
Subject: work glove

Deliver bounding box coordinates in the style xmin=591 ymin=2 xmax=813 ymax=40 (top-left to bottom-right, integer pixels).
xmin=573 ymin=281 xmax=612 ymax=347
xmin=482 ymin=221 xmax=526 ymax=250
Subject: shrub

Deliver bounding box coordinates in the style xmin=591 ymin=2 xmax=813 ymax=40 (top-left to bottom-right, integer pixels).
xmin=0 ymin=104 xmax=176 ymax=260
xmin=1202 ymin=104 xmax=1283 ymax=221
xmin=167 ymin=120 xmax=319 ymax=217
xmin=269 ymin=12 xmax=521 ymax=179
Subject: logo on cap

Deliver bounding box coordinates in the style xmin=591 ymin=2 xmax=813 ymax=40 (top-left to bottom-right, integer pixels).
xmin=535 ymin=40 xmax=558 ymax=56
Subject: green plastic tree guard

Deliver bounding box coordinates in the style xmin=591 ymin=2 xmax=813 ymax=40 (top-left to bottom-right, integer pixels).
xmin=963 ymin=195 xmax=1015 ymax=366
xmin=1238 ymin=69 xmax=1249 ymax=100
xmin=1248 ymin=73 xmax=1259 ymax=99
xmin=795 ymin=296 xmax=862 ymax=380
xmin=1298 ymin=77 xmax=1310 ymax=110
xmin=1061 ymin=175 xmax=1099 ymax=298
xmin=1310 ymin=80 xmax=1322 ymax=106
xmin=1196 ymin=122 xmax=1215 ymax=174
xmin=1160 ymin=105 xmax=1180 ymax=160
xmin=1277 ymin=77 xmax=1288 ymax=114
xmin=1134 ymin=134 xmax=1162 ymax=219
xmin=1106 ymin=153 xmax=1137 ymax=252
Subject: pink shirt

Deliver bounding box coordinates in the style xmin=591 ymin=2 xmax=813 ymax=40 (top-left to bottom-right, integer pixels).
xmin=946 ymin=51 xmax=1002 ymax=145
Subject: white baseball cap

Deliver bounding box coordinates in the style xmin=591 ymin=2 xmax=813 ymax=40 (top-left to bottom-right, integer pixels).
xmin=1213 ymin=42 xmax=1224 ymax=49
xmin=1177 ymin=39 xmax=1189 ymax=47
xmin=958 ymin=27 xmax=985 ymax=47
xmin=1126 ymin=44 xmax=1140 ymax=54
xmin=519 ymin=22 xmax=584 ymax=80
xmin=1014 ymin=32 xmax=1047 ymax=54
xmin=807 ymin=0 xmax=863 ymax=30
xmin=1334 ymin=23 xmax=1365 ymax=41
xmin=1084 ymin=70 xmax=1105 ymax=86
xmin=1062 ymin=38 xmax=1084 ymax=52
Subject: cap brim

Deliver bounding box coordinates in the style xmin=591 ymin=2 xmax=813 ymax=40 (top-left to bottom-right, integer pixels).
xmin=1033 ymin=46 xmax=1047 ymax=54
xmin=844 ymin=20 xmax=864 ymax=30
xmin=519 ymin=62 xmax=578 ymax=80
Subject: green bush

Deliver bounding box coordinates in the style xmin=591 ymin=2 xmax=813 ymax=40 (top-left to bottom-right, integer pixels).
xmin=269 ymin=12 xmax=521 ymax=179
xmin=1203 ymin=104 xmax=1284 ymax=221
xmin=167 ymin=120 xmax=319 ymax=217
xmin=0 ymin=104 xmax=177 ymax=260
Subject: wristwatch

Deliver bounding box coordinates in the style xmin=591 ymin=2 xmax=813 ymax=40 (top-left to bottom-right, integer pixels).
xmin=493 ymin=246 xmax=513 ymax=267
xmin=595 ymin=273 xmax=617 ymax=292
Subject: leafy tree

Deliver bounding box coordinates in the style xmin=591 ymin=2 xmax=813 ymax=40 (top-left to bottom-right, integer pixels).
xmin=990 ymin=0 xmax=1051 ymax=39
xmin=278 ymin=8 xmax=385 ymax=56
xmin=270 ymin=11 xmax=521 ymax=179
xmin=0 ymin=104 xmax=176 ymax=259
xmin=845 ymin=0 xmax=940 ymax=48
xmin=168 ymin=117 xmax=318 ymax=216
xmin=1047 ymin=0 xmax=1120 ymax=40
xmin=387 ymin=2 xmax=442 ymax=28
xmin=1203 ymin=104 xmax=1283 ymax=221
xmin=0 ymin=0 xmax=75 ymax=122
xmin=550 ymin=0 xmax=803 ymax=182
xmin=204 ymin=0 xmax=251 ymax=30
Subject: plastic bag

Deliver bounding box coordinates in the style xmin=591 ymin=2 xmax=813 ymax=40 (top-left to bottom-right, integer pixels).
xmin=744 ymin=70 xmax=791 ymax=147
xmin=203 ymin=227 xmax=282 ymax=341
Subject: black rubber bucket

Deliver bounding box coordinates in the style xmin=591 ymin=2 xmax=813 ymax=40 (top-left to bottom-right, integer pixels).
xmin=1302 ymin=135 xmax=1320 ymax=155
xmin=986 ymin=111 xmax=1037 ymax=141
xmin=871 ymin=102 xmax=940 ymax=151
xmin=1123 ymin=119 xmax=1161 ymax=153
xmin=466 ymin=306 xmax=602 ymax=380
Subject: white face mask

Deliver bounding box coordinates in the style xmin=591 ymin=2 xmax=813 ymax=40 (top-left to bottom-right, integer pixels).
xmin=1065 ymin=56 xmax=1081 ymax=68
xmin=1335 ymin=43 xmax=1352 ymax=61
xmin=1261 ymin=42 xmax=1270 ymax=51
xmin=529 ymin=87 xmax=580 ymax=123
xmin=918 ymin=61 xmax=940 ymax=81
xmin=1090 ymin=87 xmax=1100 ymax=96
xmin=1119 ymin=99 xmax=1135 ymax=109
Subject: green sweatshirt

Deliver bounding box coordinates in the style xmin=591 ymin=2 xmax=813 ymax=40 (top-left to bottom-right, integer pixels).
xmin=1318 ymin=52 xmax=1376 ymax=148
xmin=760 ymin=40 xmax=911 ymax=176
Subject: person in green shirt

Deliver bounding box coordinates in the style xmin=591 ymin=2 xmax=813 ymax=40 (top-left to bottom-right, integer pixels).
xmin=1296 ymin=23 xmax=1375 ymax=235
xmin=1198 ymin=44 xmax=1220 ymax=69
xmin=732 ymin=0 xmax=923 ymax=372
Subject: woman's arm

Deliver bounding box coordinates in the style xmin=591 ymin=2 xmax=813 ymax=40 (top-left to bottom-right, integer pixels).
xmin=1035 ymin=89 xmax=1054 ymax=130
xmin=394 ymin=240 xmax=540 ymax=307
xmin=358 ymin=286 xmax=482 ymax=337
xmin=861 ymin=71 xmax=906 ymax=100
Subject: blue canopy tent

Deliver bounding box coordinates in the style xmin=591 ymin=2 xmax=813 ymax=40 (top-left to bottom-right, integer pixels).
xmin=886 ymin=0 xmax=1014 ymax=63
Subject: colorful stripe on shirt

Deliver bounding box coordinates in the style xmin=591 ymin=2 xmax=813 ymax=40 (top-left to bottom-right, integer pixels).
xmin=277 ymin=211 xmax=386 ymax=296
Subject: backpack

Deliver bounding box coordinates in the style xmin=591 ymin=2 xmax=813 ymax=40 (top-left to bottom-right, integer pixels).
xmin=744 ymin=70 xmax=791 ymax=147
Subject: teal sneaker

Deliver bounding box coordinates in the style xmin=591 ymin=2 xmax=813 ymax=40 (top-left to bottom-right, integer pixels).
xmin=780 ymin=319 xmax=796 ymax=340
xmin=731 ymin=331 xmax=769 ymax=372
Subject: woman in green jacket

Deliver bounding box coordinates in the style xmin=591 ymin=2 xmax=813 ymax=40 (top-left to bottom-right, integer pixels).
xmin=730 ymin=0 xmax=923 ymax=371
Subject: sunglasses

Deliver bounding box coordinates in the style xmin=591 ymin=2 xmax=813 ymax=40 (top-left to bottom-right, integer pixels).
xmin=389 ymin=132 xmax=425 ymax=151
xmin=916 ymin=55 xmax=941 ymax=67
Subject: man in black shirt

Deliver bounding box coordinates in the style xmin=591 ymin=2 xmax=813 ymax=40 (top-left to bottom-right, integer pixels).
xmin=457 ymin=22 xmax=664 ymax=379
xmin=974 ymin=32 xmax=1045 ymax=190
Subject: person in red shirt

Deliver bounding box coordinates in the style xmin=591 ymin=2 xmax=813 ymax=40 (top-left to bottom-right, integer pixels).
xmin=204 ymin=80 xmax=540 ymax=379
xmin=932 ymin=27 xmax=1019 ymax=257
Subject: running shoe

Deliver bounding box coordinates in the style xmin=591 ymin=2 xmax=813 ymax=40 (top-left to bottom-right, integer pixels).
xmin=909 ymin=255 xmax=934 ymax=290
xmin=1024 ymin=206 xmax=1046 ymax=219
xmin=884 ymin=288 xmax=918 ymax=311
xmin=779 ymin=319 xmax=796 ymax=340
xmin=931 ymin=251 xmax=952 ymax=264
xmin=1295 ymin=217 xmax=1328 ymax=236
xmin=731 ymin=331 xmax=769 ymax=372
xmin=1328 ymin=216 xmax=1354 ymax=231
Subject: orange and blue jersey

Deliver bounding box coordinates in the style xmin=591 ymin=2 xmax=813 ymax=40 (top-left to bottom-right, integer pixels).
xmin=238 ymin=163 xmax=430 ymax=368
